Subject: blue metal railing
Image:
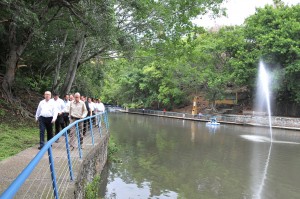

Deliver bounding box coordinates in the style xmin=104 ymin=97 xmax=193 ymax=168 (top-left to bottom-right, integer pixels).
xmin=0 ymin=112 xmax=109 ymax=199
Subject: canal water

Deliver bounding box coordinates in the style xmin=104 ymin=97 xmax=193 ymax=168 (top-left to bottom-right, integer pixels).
xmin=99 ymin=113 xmax=300 ymax=199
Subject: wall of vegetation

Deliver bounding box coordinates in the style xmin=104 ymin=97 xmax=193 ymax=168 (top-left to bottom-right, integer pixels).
xmin=0 ymin=1 xmax=299 ymax=116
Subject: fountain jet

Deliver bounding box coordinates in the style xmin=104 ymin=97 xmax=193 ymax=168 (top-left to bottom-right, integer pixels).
xmin=256 ymin=61 xmax=273 ymax=141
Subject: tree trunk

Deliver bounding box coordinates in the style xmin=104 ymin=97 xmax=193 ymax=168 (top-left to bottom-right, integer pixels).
xmin=2 ymin=49 xmax=18 ymax=103
xmin=60 ymin=33 xmax=86 ymax=95
xmin=52 ymin=32 xmax=68 ymax=93
xmin=1 ymin=21 xmax=33 ymax=102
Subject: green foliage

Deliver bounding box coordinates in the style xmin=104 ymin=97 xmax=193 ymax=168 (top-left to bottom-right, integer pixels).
xmin=94 ymin=3 xmax=300 ymax=114
xmin=15 ymin=72 xmax=52 ymax=93
xmin=84 ymin=175 xmax=100 ymax=199
xmin=2 ymin=0 xmax=300 ymax=115
xmin=0 ymin=109 xmax=5 ymax=117
xmin=108 ymin=135 xmax=120 ymax=163
xmin=243 ymin=4 xmax=300 ymax=102
xmin=1 ymin=0 xmax=226 ymax=97
xmin=73 ymin=61 xmax=104 ymax=97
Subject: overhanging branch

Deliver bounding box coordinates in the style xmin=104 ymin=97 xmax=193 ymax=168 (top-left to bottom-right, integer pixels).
xmin=78 ymin=46 xmax=107 ymax=67
xmin=60 ymin=0 xmax=97 ymax=32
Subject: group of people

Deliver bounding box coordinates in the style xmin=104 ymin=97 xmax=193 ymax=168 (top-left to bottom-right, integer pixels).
xmin=35 ymin=91 xmax=105 ymax=150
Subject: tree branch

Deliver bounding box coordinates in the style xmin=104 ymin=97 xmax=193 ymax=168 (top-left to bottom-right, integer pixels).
xmin=60 ymin=0 xmax=97 ymax=32
xmin=79 ymin=46 xmax=107 ymax=66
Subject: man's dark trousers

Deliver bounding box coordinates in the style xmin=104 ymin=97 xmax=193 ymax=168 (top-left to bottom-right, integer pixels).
xmin=55 ymin=114 xmax=64 ymax=137
xmin=38 ymin=116 xmax=53 ymax=147
xmin=63 ymin=113 xmax=70 ymax=132
xmin=83 ymin=116 xmax=90 ymax=136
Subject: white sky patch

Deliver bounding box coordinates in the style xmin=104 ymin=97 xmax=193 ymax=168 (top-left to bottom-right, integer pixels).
xmin=193 ymin=0 xmax=300 ymax=28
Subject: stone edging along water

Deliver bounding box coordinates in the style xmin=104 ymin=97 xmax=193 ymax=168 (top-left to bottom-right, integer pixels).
xmin=75 ymin=133 xmax=109 ymax=199
xmin=121 ymin=109 xmax=300 ymax=131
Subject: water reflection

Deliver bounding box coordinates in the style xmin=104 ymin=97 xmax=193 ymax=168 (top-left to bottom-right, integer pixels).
xmin=104 ymin=178 xmax=178 ymax=198
xmin=241 ymin=132 xmax=300 ymax=198
xmin=255 ymin=142 xmax=272 ymax=199
xmin=207 ymin=125 xmax=219 ymax=134
xmin=99 ymin=113 xmax=300 ymax=199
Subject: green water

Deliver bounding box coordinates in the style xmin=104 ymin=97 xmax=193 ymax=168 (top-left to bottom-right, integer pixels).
xmin=99 ymin=113 xmax=300 ymax=199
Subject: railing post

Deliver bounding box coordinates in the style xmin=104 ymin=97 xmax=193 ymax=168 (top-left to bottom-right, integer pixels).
xmin=104 ymin=111 xmax=109 ymax=132
xmin=98 ymin=115 xmax=102 ymax=137
xmin=48 ymin=147 xmax=59 ymax=199
xmin=89 ymin=117 xmax=95 ymax=146
xmin=64 ymin=131 xmax=74 ymax=181
xmin=75 ymin=123 xmax=82 ymax=159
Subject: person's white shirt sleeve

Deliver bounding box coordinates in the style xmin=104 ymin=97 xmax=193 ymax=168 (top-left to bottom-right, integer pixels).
xmin=35 ymin=101 xmax=42 ymax=121
xmin=51 ymin=101 xmax=58 ymax=122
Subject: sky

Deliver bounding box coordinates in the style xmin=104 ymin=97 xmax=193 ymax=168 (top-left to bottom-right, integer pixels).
xmin=193 ymin=0 xmax=300 ymax=28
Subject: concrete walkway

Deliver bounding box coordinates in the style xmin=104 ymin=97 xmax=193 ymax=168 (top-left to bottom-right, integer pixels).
xmin=0 ymin=124 xmax=107 ymax=199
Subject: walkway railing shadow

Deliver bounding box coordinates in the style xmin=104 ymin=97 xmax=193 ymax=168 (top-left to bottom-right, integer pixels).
xmin=0 ymin=112 xmax=109 ymax=199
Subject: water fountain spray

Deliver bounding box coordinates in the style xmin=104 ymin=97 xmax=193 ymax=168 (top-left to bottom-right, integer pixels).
xmin=255 ymin=61 xmax=273 ymax=199
xmin=257 ymin=61 xmax=273 ymax=142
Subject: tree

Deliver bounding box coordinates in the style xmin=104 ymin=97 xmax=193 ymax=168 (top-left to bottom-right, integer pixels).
xmin=1 ymin=0 xmax=226 ymax=102
xmin=0 ymin=1 xmax=63 ymax=101
xmin=243 ymin=4 xmax=300 ymax=114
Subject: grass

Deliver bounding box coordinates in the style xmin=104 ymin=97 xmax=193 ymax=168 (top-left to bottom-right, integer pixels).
xmin=0 ymin=123 xmax=38 ymax=161
xmin=0 ymin=96 xmax=40 ymax=161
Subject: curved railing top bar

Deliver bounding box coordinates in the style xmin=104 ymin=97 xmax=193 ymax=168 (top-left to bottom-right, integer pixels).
xmin=0 ymin=112 xmax=109 ymax=199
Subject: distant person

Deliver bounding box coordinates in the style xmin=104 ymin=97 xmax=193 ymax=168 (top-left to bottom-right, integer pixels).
xmin=198 ymin=112 xmax=203 ymax=118
xmin=88 ymin=97 xmax=95 ymax=114
xmin=98 ymin=99 xmax=105 ymax=112
xmin=96 ymin=99 xmax=105 ymax=127
xmin=80 ymin=95 xmax=84 ymax=101
xmin=94 ymin=99 xmax=100 ymax=126
xmin=62 ymin=94 xmax=70 ymax=131
xmin=35 ymin=91 xmax=58 ymax=150
xmin=94 ymin=99 xmax=99 ymax=114
xmin=82 ymin=96 xmax=91 ymax=137
xmin=69 ymin=94 xmax=74 ymax=102
xmin=163 ymin=109 xmax=166 ymax=115
xmin=53 ymin=93 xmax=65 ymax=142
xmin=88 ymin=97 xmax=95 ymax=126
xmin=69 ymin=92 xmax=88 ymax=150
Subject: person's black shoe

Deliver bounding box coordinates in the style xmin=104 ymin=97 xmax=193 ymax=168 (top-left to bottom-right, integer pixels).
xmin=38 ymin=146 xmax=43 ymax=150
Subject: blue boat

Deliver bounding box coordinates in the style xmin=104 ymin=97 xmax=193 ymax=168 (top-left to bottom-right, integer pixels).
xmin=206 ymin=117 xmax=220 ymax=125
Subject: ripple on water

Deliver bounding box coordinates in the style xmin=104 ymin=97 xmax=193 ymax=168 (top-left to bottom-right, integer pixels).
xmin=240 ymin=135 xmax=300 ymax=144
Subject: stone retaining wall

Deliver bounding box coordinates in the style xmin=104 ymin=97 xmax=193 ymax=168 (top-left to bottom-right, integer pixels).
xmin=221 ymin=114 xmax=300 ymax=129
xmin=125 ymin=109 xmax=300 ymax=130
xmin=74 ymin=133 xmax=109 ymax=199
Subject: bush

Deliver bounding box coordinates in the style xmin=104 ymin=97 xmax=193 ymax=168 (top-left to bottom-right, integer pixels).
xmin=84 ymin=175 xmax=100 ymax=199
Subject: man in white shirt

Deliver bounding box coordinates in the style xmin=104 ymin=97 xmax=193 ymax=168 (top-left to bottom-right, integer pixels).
xmin=35 ymin=91 xmax=58 ymax=150
xmin=88 ymin=97 xmax=95 ymax=126
xmin=53 ymin=93 xmax=65 ymax=142
xmin=95 ymin=98 xmax=105 ymax=127
xmin=98 ymin=99 xmax=105 ymax=112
